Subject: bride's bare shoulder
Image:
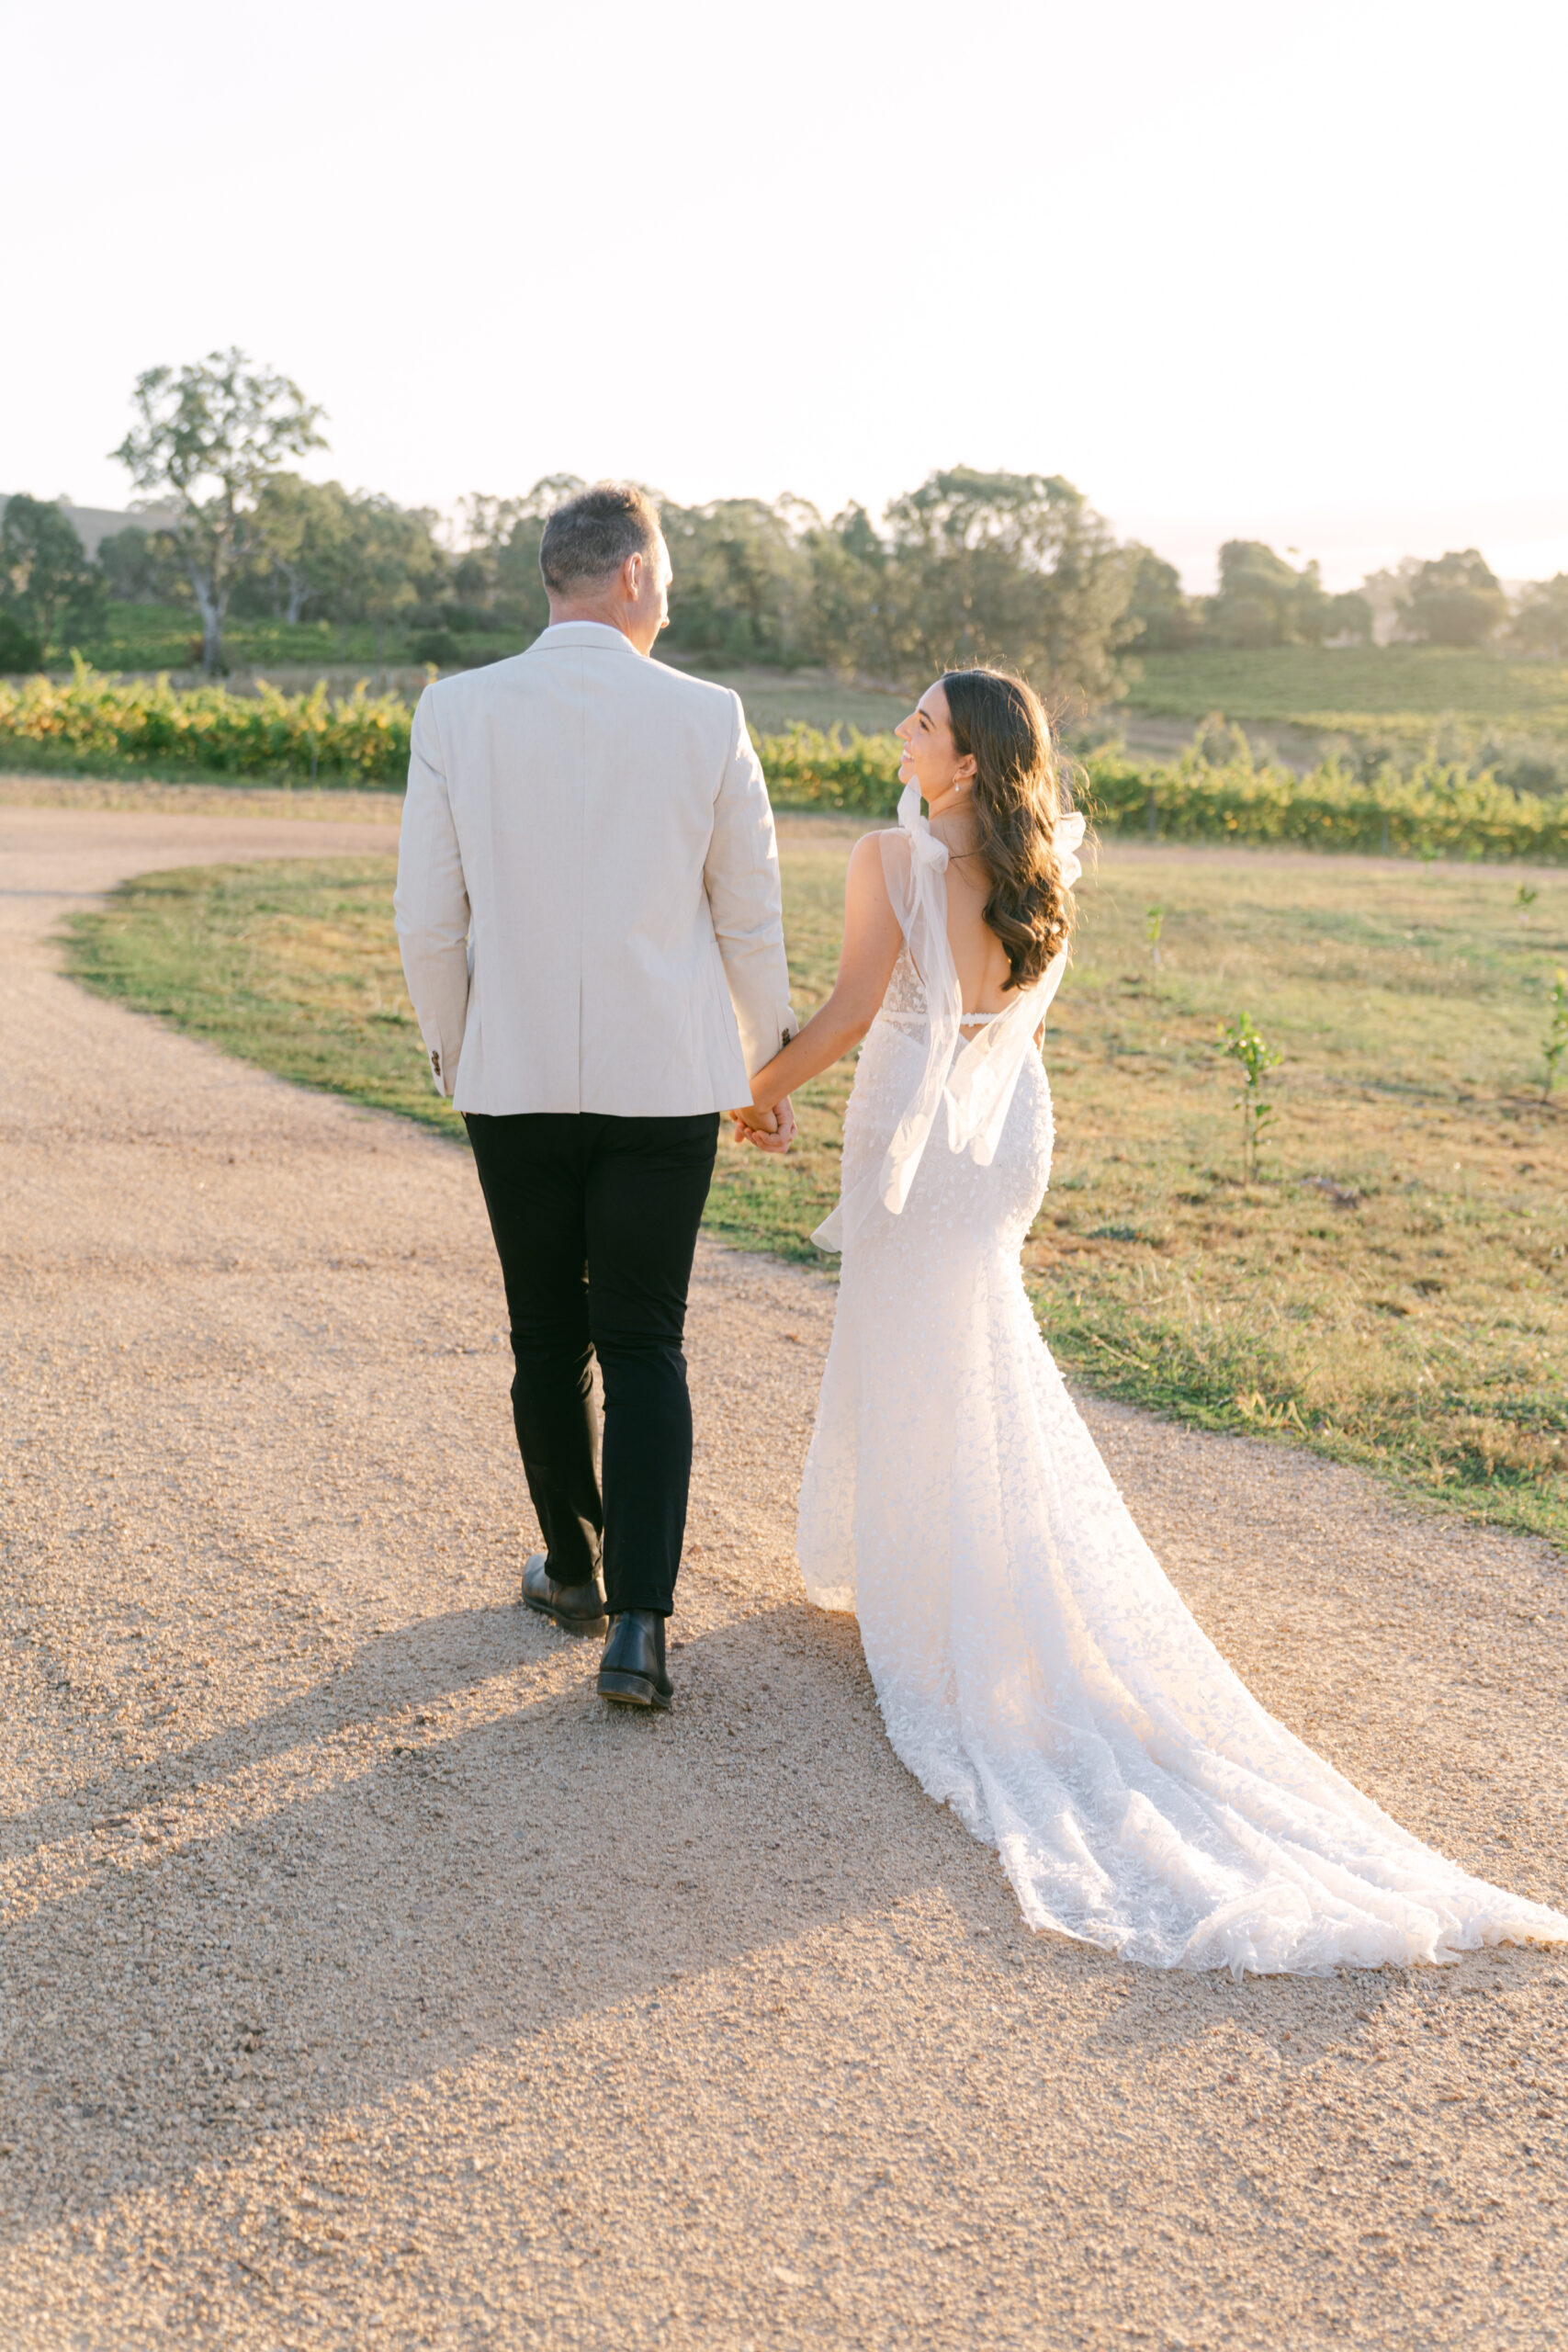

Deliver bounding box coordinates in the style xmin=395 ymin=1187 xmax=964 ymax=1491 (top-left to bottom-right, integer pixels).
xmin=847 ymin=829 xmax=901 ymax=895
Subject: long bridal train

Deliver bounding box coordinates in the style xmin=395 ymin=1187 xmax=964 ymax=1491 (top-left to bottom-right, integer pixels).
xmin=797 ymin=789 xmax=1568 ymax=1977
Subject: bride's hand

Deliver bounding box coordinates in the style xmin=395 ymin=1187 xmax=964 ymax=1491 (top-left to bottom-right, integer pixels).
xmin=730 ymin=1096 xmax=795 ymax=1153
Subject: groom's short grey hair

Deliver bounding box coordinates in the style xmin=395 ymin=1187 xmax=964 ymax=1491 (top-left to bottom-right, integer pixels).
xmin=539 ymin=482 xmax=662 ymax=594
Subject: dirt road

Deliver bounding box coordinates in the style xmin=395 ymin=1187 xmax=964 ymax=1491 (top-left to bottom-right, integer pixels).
xmin=2 ymin=803 xmax=1564 ymax=2348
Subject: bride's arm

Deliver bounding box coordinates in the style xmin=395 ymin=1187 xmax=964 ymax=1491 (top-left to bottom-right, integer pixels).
xmin=736 ymin=833 xmax=903 ymax=1126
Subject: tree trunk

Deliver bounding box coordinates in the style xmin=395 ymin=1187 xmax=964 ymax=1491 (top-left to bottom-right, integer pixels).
xmin=188 ymin=567 xmax=228 ymax=674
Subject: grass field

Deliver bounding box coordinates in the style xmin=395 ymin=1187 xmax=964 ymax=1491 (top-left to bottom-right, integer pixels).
xmin=657 ymin=663 xmax=911 ymax=735
xmin=43 ymin=603 xmax=420 ymax=679
xmin=1126 ymin=648 xmax=1568 ymax=739
xmin=63 ymin=823 xmax=1568 ymax=1551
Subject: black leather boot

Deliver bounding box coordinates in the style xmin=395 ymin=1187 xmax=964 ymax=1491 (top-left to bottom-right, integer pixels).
xmin=522 ymin=1551 xmax=609 ymax=1637
xmin=596 ymin=1611 xmax=673 ymax=1710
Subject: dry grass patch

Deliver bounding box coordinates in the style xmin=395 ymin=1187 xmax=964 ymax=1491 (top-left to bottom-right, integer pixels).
xmin=0 ymin=772 xmax=402 ymax=821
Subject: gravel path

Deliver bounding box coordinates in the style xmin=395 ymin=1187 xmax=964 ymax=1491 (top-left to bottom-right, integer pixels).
xmin=3 ymin=804 xmax=1565 ymax=2350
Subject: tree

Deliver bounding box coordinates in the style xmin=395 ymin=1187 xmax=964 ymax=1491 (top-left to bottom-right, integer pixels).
xmin=1507 ymin=573 xmax=1568 ymax=660
xmin=242 ymin=474 xmax=355 ymax=622
xmin=0 ymin=494 xmax=100 ymax=661
xmin=875 ymin=468 xmax=1138 ymax=707
xmin=1359 ymin=560 xmax=1421 ymax=646
xmin=0 ymin=609 xmax=41 ymax=672
xmin=1399 ymin=549 xmax=1506 ymax=648
xmin=110 ymin=349 xmax=326 ymax=671
xmin=801 ymin=503 xmax=890 ymax=674
xmin=96 ymin=523 xmax=187 ymax=606
xmin=1207 ymin=541 xmax=1332 ymax=648
xmin=336 ymin=493 xmax=446 ymax=661
xmin=1123 ymin=547 xmax=1201 ymax=651
xmin=1324 ymin=589 xmax=1374 ymax=644
xmin=661 ymin=495 xmax=817 ymax=664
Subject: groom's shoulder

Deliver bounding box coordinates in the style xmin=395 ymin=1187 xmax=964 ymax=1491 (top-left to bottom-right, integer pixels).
xmin=416 ymin=650 xmax=534 ymax=719
xmin=417 ymin=643 xmax=746 ymax=758
xmin=642 ymin=656 xmax=744 ymax=723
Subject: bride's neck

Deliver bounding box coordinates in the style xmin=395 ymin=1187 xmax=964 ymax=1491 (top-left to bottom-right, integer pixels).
xmin=925 ymin=785 xmax=978 ymax=838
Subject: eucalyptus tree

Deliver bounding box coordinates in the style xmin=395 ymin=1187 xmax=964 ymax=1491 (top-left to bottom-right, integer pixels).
xmin=111 ymin=349 xmax=326 ymax=671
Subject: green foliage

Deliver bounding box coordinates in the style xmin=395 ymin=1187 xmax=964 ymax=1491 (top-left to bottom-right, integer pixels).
xmin=1124 ymin=647 xmax=1568 ymax=789
xmin=1123 ymin=548 xmax=1201 ymax=652
xmin=1 ymin=493 xmax=100 ymax=660
xmin=0 ymin=608 xmax=42 ymax=673
xmin=0 ymin=665 xmax=901 ymax=801
xmin=1509 ymin=573 xmax=1568 ymax=661
xmin=1207 ymin=540 xmax=1327 ymax=649
xmin=0 ymin=660 xmax=412 ymax=780
xmin=1218 ymin=1011 xmax=1282 ymax=1179
xmin=111 ymin=347 xmax=328 ymax=672
xmin=750 ymin=725 xmax=903 ymax=812
xmin=1544 ymin=971 xmax=1568 ymax=1100
xmin=10 ymin=668 xmax=1568 ymax=867
xmin=1200 ymin=540 xmax=1375 ymax=650
xmin=513 ymin=469 xmax=1142 ymax=706
xmin=662 ymin=495 xmax=818 ymax=665
xmin=230 ymin=474 xmax=356 ymax=623
xmin=96 ymin=525 xmax=186 ymax=607
xmin=1082 ymin=736 xmax=1568 ymax=861
xmin=1127 ymin=646 xmax=1568 ymax=730
xmin=343 ymin=493 xmax=447 ymax=655
xmin=1400 ymin=549 xmax=1508 ymax=649
xmin=874 ymin=468 xmax=1137 ymax=707
xmin=61 ymin=858 xmax=443 ymax=1123
xmin=48 ymin=599 xmax=389 ymax=675
xmin=661 ymin=471 xmax=1141 ymax=704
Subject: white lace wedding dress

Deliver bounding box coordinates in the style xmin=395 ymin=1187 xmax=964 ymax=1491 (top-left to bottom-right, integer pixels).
xmin=797 ymin=790 xmax=1568 ymax=1976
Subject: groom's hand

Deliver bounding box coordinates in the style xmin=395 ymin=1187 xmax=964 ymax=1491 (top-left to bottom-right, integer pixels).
xmin=742 ymin=1094 xmax=795 ymax=1156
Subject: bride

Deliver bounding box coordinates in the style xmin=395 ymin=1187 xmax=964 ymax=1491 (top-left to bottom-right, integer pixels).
xmin=736 ymin=667 xmax=1568 ymax=1977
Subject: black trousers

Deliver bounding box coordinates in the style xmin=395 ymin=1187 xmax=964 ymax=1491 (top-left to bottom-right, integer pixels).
xmin=464 ymin=1110 xmax=719 ymax=1617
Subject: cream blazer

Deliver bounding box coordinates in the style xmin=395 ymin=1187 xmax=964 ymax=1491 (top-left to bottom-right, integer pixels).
xmin=393 ymin=622 xmax=795 ymax=1117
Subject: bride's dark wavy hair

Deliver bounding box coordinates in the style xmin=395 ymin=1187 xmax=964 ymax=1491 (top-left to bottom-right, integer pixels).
xmin=940 ymin=667 xmax=1079 ymax=986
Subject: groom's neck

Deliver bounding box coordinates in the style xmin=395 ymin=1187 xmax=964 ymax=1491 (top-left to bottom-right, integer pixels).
xmin=545 ymin=594 xmax=643 ymax=648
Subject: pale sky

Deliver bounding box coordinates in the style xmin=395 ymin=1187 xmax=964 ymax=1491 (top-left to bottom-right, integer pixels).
xmin=6 ymin=0 xmax=1565 ymax=590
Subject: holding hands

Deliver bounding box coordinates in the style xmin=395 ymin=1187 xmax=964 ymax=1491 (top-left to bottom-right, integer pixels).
xmin=730 ymin=1094 xmax=796 ymax=1154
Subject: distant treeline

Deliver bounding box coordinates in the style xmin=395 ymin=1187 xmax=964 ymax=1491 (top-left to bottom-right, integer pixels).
xmin=2 ymin=350 xmax=1566 ymax=688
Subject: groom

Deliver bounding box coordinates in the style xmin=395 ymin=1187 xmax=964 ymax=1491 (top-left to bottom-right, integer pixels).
xmin=395 ymin=482 xmax=795 ymax=1709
